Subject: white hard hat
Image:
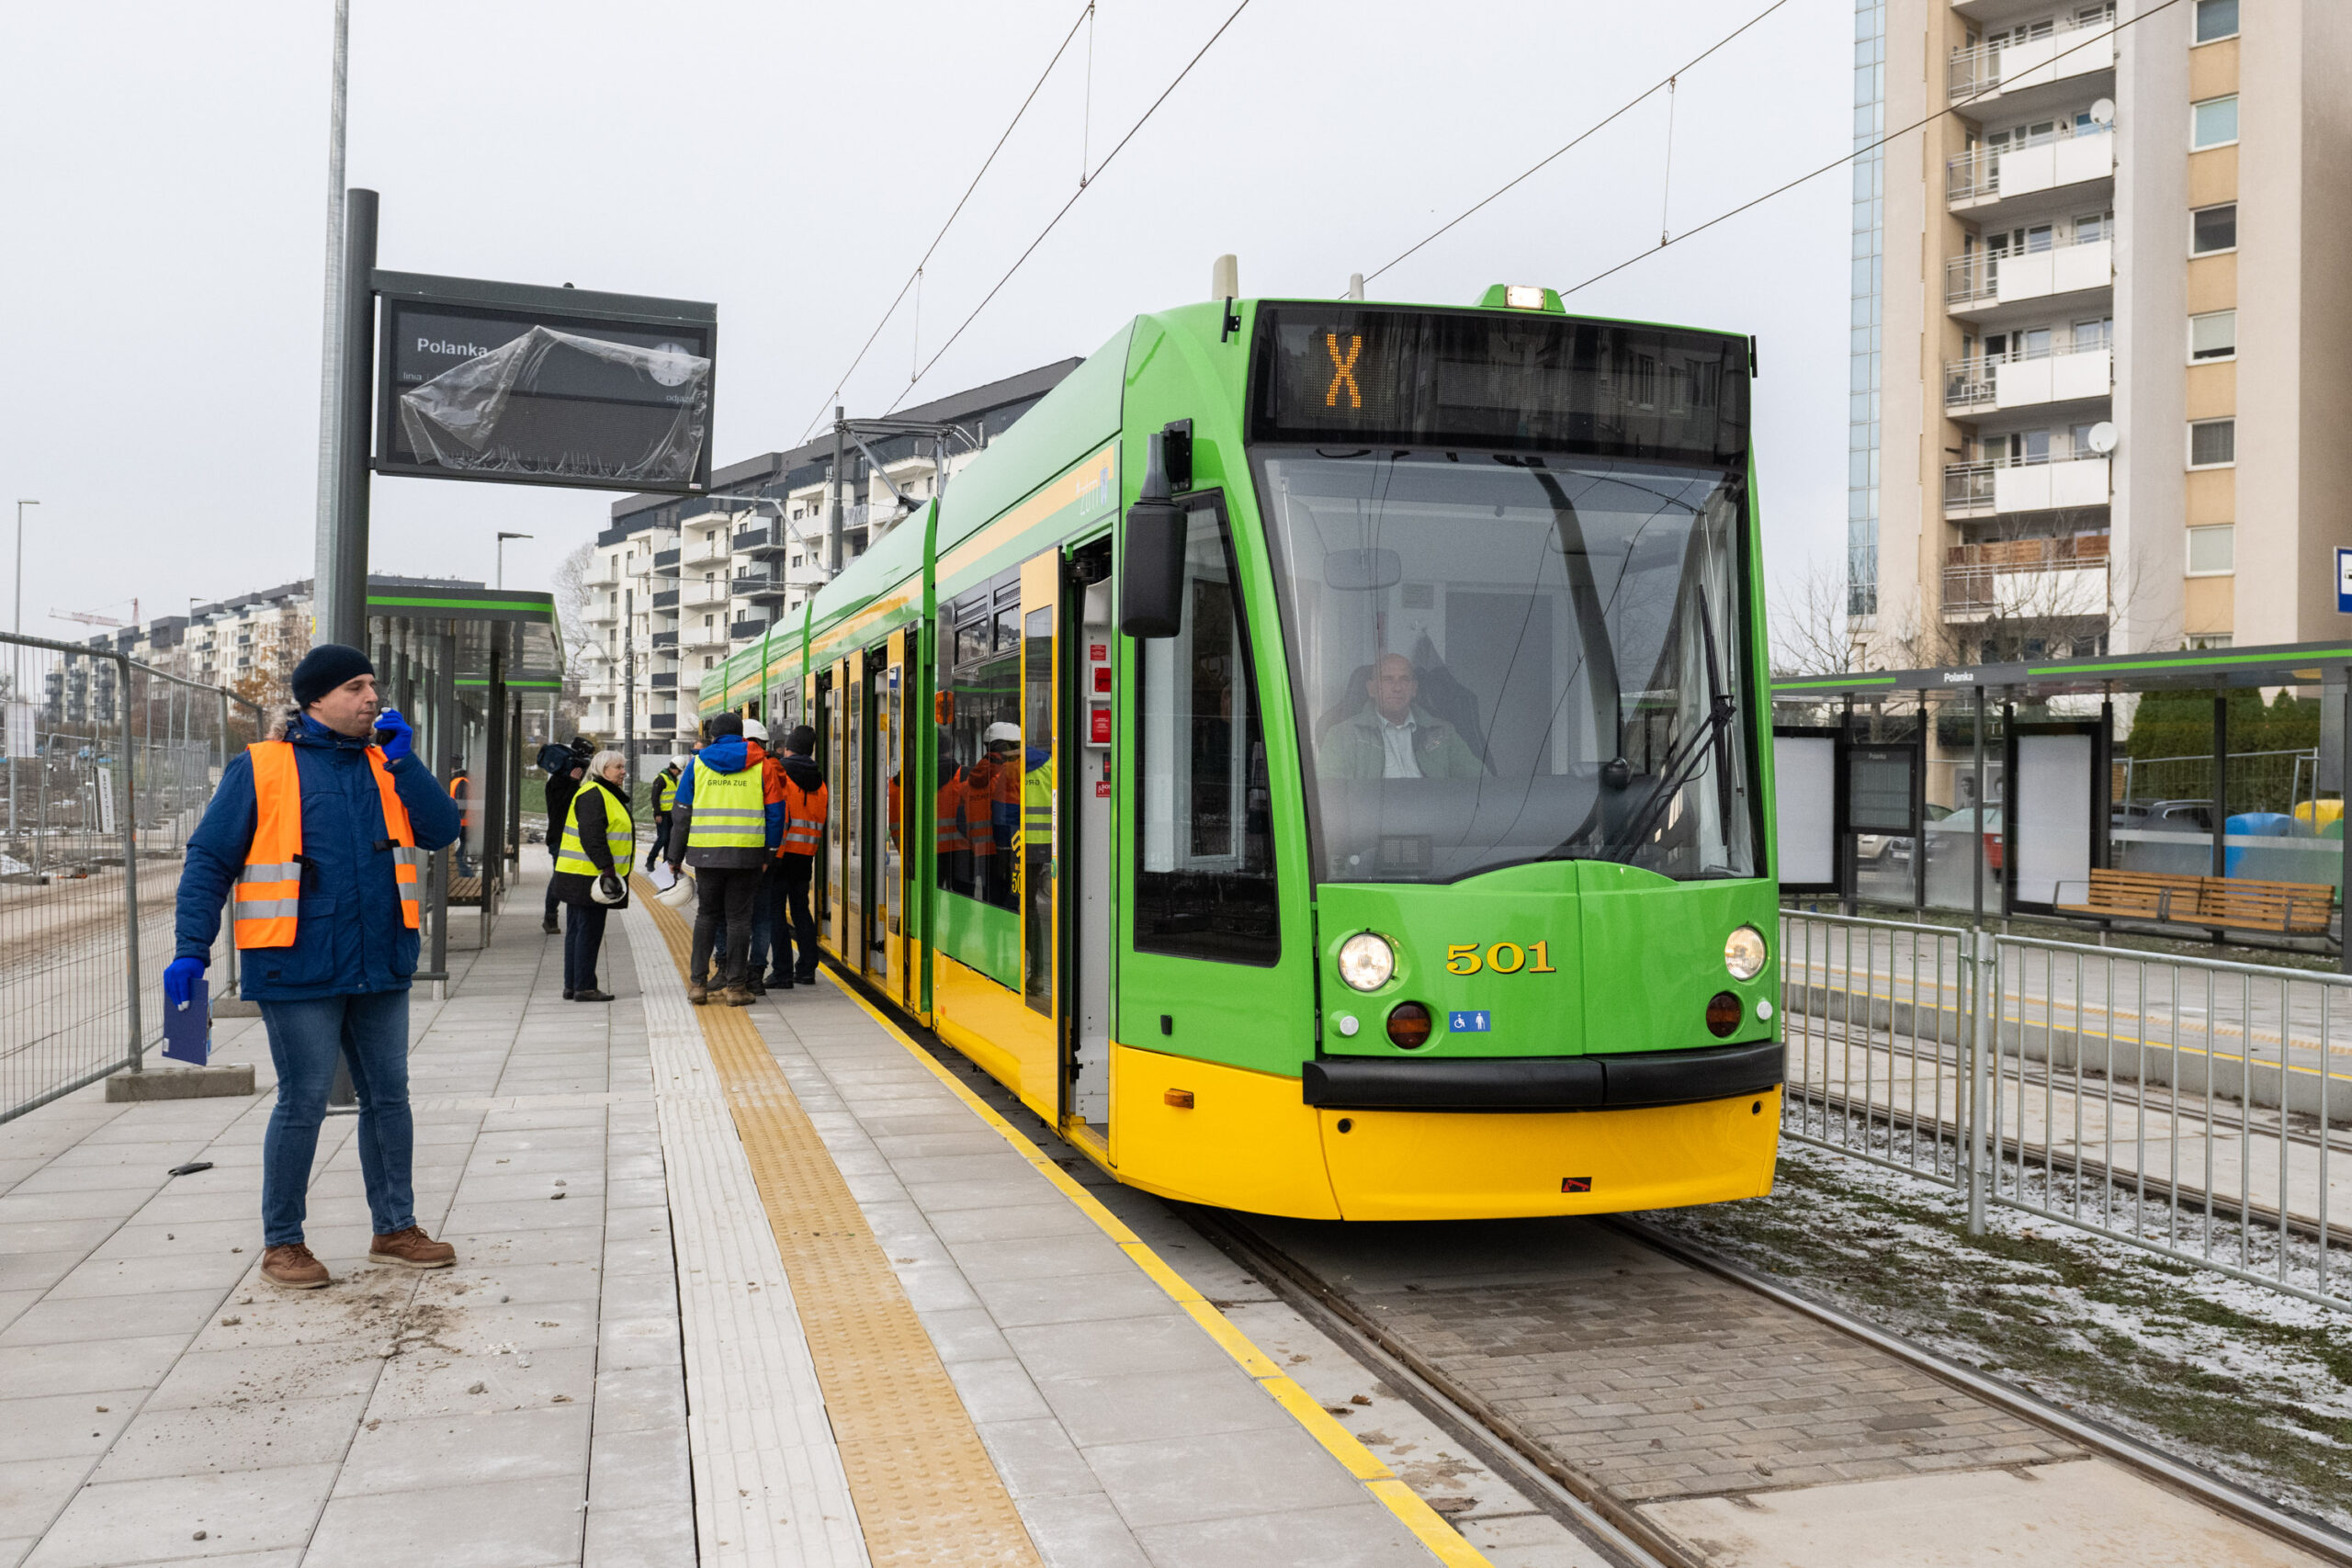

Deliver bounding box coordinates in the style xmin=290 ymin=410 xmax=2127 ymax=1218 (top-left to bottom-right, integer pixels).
xmin=984 ymin=721 xmax=1021 ymax=746
xmin=741 ymin=718 xmax=769 ymax=743
xmin=655 ymin=865 xmax=696 ymax=909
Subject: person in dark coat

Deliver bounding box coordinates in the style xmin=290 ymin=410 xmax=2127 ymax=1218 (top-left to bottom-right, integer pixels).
xmin=541 ymin=738 xmax=590 ymax=934
xmin=165 ymin=643 xmax=463 ymax=1290
xmin=550 ymin=749 xmax=632 ymax=1001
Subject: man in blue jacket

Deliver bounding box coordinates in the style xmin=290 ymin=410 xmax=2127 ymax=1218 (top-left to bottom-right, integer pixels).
xmin=164 ymin=644 xmax=463 ymax=1291
xmin=664 ymin=713 xmax=784 ymax=1006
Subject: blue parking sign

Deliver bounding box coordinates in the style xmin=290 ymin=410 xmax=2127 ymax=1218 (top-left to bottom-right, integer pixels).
xmin=2338 ymin=547 xmax=2352 ymax=614
xmin=1448 ymin=1010 xmax=1492 ymax=1033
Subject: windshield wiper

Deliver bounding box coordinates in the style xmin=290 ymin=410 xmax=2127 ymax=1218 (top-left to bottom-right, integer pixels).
xmin=1609 ymin=585 xmax=1736 ymax=856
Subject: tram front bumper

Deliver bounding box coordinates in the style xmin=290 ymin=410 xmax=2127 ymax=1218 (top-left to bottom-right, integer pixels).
xmin=1301 ymin=1038 xmax=1782 ymax=1112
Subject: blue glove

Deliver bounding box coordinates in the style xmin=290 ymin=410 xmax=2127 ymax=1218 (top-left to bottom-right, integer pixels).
xmin=375 ymin=707 xmax=413 ymax=762
xmin=164 ymin=956 xmax=207 ymax=1010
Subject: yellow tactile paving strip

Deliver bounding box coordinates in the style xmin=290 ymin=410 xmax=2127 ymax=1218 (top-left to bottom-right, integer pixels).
xmin=816 ymin=969 xmax=1491 ymax=1568
xmin=637 ymin=885 xmax=1043 ymax=1568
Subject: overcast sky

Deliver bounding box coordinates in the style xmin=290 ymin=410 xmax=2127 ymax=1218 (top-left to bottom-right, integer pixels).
xmin=0 ymin=0 xmax=1849 ymax=639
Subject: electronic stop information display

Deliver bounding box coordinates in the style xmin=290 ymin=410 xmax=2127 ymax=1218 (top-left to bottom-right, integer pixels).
xmin=1249 ymin=304 xmax=1748 ymax=466
xmin=374 ymin=272 xmax=717 ymax=494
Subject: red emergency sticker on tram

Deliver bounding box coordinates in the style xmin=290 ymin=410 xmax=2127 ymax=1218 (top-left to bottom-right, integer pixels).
xmin=1560 ymin=1177 xmax=1592 ymax=1193
xmin=1089 ymin=707 xmax=1113 ymax=744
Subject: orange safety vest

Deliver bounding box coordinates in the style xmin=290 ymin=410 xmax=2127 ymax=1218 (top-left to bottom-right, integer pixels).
xmin=962 ymin=757 xmax=999 ymax=859
xmin=233 ymin=741 xmax=423 ymax=949
xmin=779 ymin=774 xmax=828 ymax=857
xmin=935 ymin=770 xmax=967 ymax=854
xmin=448 ymin=773 xmax=470 ymax=825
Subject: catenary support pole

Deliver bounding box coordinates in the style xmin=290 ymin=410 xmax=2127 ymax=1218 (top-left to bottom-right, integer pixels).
xmin=317 ymin=188 xmax=378 ymax=647
xmin=309 ymin=0 xmax=349 ymax=595
xmin=828 ymin=408 xmax=847 ymax=576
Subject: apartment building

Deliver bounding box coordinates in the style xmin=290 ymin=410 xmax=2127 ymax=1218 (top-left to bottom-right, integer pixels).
xmin=1857 ymin=0 xmax=2352 ymax=664
xmin=576 ymin=360 xmax=1080 ymax=750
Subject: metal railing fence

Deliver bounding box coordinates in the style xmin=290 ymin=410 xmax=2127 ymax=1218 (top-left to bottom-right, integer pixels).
xmin=0 ymin=635 xmax=266 ymax=1125
xmin=1780 ymin=907 xmax=2352 ymax=1311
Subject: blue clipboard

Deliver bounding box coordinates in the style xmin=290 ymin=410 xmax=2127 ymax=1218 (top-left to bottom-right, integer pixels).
xmin=162 ymin=975 xmax=209 ymax=1066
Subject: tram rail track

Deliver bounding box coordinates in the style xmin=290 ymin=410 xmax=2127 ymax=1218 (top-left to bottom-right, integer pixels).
xmin=1187 ymin=1203 xmax=2352 ymax=1568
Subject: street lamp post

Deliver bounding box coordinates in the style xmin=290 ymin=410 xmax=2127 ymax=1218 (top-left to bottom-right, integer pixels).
xmin=495 ymin=531 xmax=533 ymax=590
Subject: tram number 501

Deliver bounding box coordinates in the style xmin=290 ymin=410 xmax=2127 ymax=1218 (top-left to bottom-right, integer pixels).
xmin=1445 ymin=942 xmax=1556 ymax=976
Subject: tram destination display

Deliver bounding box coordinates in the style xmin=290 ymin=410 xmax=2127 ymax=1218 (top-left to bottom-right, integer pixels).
xmin=374 ymin=273 xmax=717 ymax=493
xmin=1250 ymin=304 xmax=1747 ymax=465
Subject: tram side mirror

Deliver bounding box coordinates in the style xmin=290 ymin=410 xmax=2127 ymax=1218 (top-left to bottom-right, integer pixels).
xmin=1120 ymin=432 xmax=1187 ymax=638
xmin=1324 ymin=548 xmax=1402 ymax=592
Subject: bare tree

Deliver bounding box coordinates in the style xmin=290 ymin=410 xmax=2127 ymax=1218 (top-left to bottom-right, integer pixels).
xmin=549 ymin=542 xmax=599 ymax=673
xmin=1770 ymin=558 xmax=1860 ymax=677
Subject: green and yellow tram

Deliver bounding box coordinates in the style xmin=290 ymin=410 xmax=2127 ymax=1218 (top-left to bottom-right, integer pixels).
xmin=703 ymin=283 xmax=1782 ymax=1220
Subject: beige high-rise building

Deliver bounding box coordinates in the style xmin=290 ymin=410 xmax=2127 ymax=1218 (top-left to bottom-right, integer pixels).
xmin=1859 ymin=0 xmax=2352 ymax=665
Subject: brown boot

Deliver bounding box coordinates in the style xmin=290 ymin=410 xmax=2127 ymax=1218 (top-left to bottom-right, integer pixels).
xmin=720 ymin=985 xmax=756 ymax=1007
xmin=369 ymin=1225 xmax=457 ymax=1269
xmin=686 ymin=982 xmax=709 ymax=1006
xmin=261 ymin=1243 xmax=331 ymax=1290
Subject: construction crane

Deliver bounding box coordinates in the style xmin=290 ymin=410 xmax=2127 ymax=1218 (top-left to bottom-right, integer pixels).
xmin=51 ymin=599 xmax=137 ymax=629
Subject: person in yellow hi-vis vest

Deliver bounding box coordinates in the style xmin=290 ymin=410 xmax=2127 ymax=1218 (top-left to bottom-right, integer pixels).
xmin=664 ymin=712 xmax=783 ymax=1006
xmin=642 ymin=757 xmax=682 ymax=872
xmin=551 ymin=750 xmax=633 ymax=1003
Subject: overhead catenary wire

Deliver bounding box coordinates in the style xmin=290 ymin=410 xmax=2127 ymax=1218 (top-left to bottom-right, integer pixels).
xmin=797 ymin=0 xmax=1096 ymax=443
xmin=1362 ymin=0 xmax=1796 ymax=288
xmin=889 ymin=0 xmax=1256 ymax=413
xmin=1561 ymin=0 xmax=2187 ymax=299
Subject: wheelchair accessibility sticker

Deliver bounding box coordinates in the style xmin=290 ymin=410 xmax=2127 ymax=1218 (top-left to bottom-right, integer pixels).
xmin=1448 ymin=1010 xmax=1492 ymax=1032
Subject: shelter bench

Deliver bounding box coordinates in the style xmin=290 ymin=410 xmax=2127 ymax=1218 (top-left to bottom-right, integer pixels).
xmin=2054 ymin=868 xmax=2334 ymax=937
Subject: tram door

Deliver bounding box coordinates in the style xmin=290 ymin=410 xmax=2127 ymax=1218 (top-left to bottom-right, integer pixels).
xmin=881 ymin=629 xmax=911 ymax=1009
xmin=1017 ymin=552 xmax=1065 ymax=1121
xmin=855 ymin=649 xmax=875 ymax=968
xmin=824 ymin=661 xmax=847 ymax=957
xmin=805 ymin=671 xmax=827 ymax=934
xmin=1071 ymin=559 xmax=1114 ymax=1136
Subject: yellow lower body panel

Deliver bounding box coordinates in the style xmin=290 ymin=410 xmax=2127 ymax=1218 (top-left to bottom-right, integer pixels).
xmin=933 ymin=953 xmax=1057 ymax=1123
xmin=1110 ymin=1044 xmax=1342 ymax=1220
xmin=1320 ymin=1089 xmax=1782 ymax=1221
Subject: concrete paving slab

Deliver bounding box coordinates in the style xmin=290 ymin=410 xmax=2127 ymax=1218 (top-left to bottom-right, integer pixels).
xmin=19 ymin=1462 xmax=341 ymax=1568
xmin=303 ymin=1472 xmax=583 ymax=1568
xmin=97 ymin=1393 xmax=372 ymax=1483
xmin=331 ymin=1404 xmax=591 ymax=1496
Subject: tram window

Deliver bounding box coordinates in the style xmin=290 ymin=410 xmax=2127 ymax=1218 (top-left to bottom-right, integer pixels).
xmin=938 ymin=591 xmax=1023 ymax=913
xmin=1136 ymin=498 xmax=1280 ymax=964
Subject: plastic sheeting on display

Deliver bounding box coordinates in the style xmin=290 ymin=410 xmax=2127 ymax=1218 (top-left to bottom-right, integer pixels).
xmin=397 ymin=326 xmax=710 ymax=484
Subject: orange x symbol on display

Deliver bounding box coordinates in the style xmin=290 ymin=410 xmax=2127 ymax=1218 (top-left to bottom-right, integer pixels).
xmin=1324 ymin=333 xmax=1363 ymax=410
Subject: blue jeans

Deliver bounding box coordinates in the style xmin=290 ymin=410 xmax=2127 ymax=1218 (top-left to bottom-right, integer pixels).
xmin=256 ymin=991 xmax=414 ymax=1247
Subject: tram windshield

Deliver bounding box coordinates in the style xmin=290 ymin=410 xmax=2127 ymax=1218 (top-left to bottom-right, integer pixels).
xmin=1256 ymin=450 xmax=1756 ymax=884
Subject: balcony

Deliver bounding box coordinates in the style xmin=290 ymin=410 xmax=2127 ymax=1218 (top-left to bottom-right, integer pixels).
xmin=681 ymin=620 xmax=729 ymax=651
xmin=730 ymin=617 xmax=773 ymax=642
xmin=732 ymin=525 xmax=788 ymax=557
xmin=652 ymin=547 xmax=680 ymax=572
xmin=1942 ymin=536 xmax=2110 ymax=622
xmin=647 ymin=713 xmax=677 ymax=732
xmin=1945 ymin=238 xmax=2110 ymax=315
xmin=650 ymin=671 xmax=677 ymax=692
xmin=731 ymin=569 xmax=787 ymax=604
xmin=582 ymin=595 xmax=621 ymax=626
xmin=650 ymin=629 xmax=678 ymax=650
xmin=1947 ymin=129 xmax=2112 ymax=208
xmin=682 ymin=579 xmax=729 ymax=611
xmin=1943 ymin=346 xmax=2110 ymax=412
xmin=1944 ymin=456 xmax=2110 ymax=519
xmin=651 ymin=589 xmax=679 ymax=611
xmin=784 ymin=560 xmax=832 ymax=590
xmin=681 ymin=532 xmax=730 ymax=570
xmin=583 ymin=555 xmax=622 ymax=589
xmin=1949 ymin=13 xmax=2114 ymax=104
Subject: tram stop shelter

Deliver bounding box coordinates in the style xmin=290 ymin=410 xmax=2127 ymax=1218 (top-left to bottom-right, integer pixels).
xmin=361 ymin=583 xmax=561 ymax=966
xmin=1770 ymin=638 xmax=2352 ymax=970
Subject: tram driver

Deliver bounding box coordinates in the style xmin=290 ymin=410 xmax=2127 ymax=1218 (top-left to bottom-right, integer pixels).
xmin=1318 ymin=654 xmax=1482 ymax=781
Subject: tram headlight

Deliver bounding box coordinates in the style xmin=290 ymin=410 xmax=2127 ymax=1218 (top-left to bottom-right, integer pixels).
xmin=1337 ymin=931 xmax=1396 ymax=992
xmin=1724 ymin=925 xmax=1768 ymax=982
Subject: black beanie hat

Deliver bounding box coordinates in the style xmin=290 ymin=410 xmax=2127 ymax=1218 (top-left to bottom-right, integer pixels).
xmin=786 ymin=725 xmax=817 ymax=755
xmin=291 ymin=643 xmax=376 ymax=708
xmin=705 ymin=712 xmax=743 ymax=740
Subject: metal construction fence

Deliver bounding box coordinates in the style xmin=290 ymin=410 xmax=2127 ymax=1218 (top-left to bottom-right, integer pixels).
xmin=0 ymin=634 xmax=266 ymax=1125
xmin=1781 ymin=907 xmax=2352 ymax=1309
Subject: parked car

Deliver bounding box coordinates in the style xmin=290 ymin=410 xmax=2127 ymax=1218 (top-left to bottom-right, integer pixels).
xmin=2115 ymin=798 xmax=2214 ymax=834
xmin=1925 ymin=804 xmax=2004 ymax=874
xmin=1857 ymin=803 xmax=1951 ymax=866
